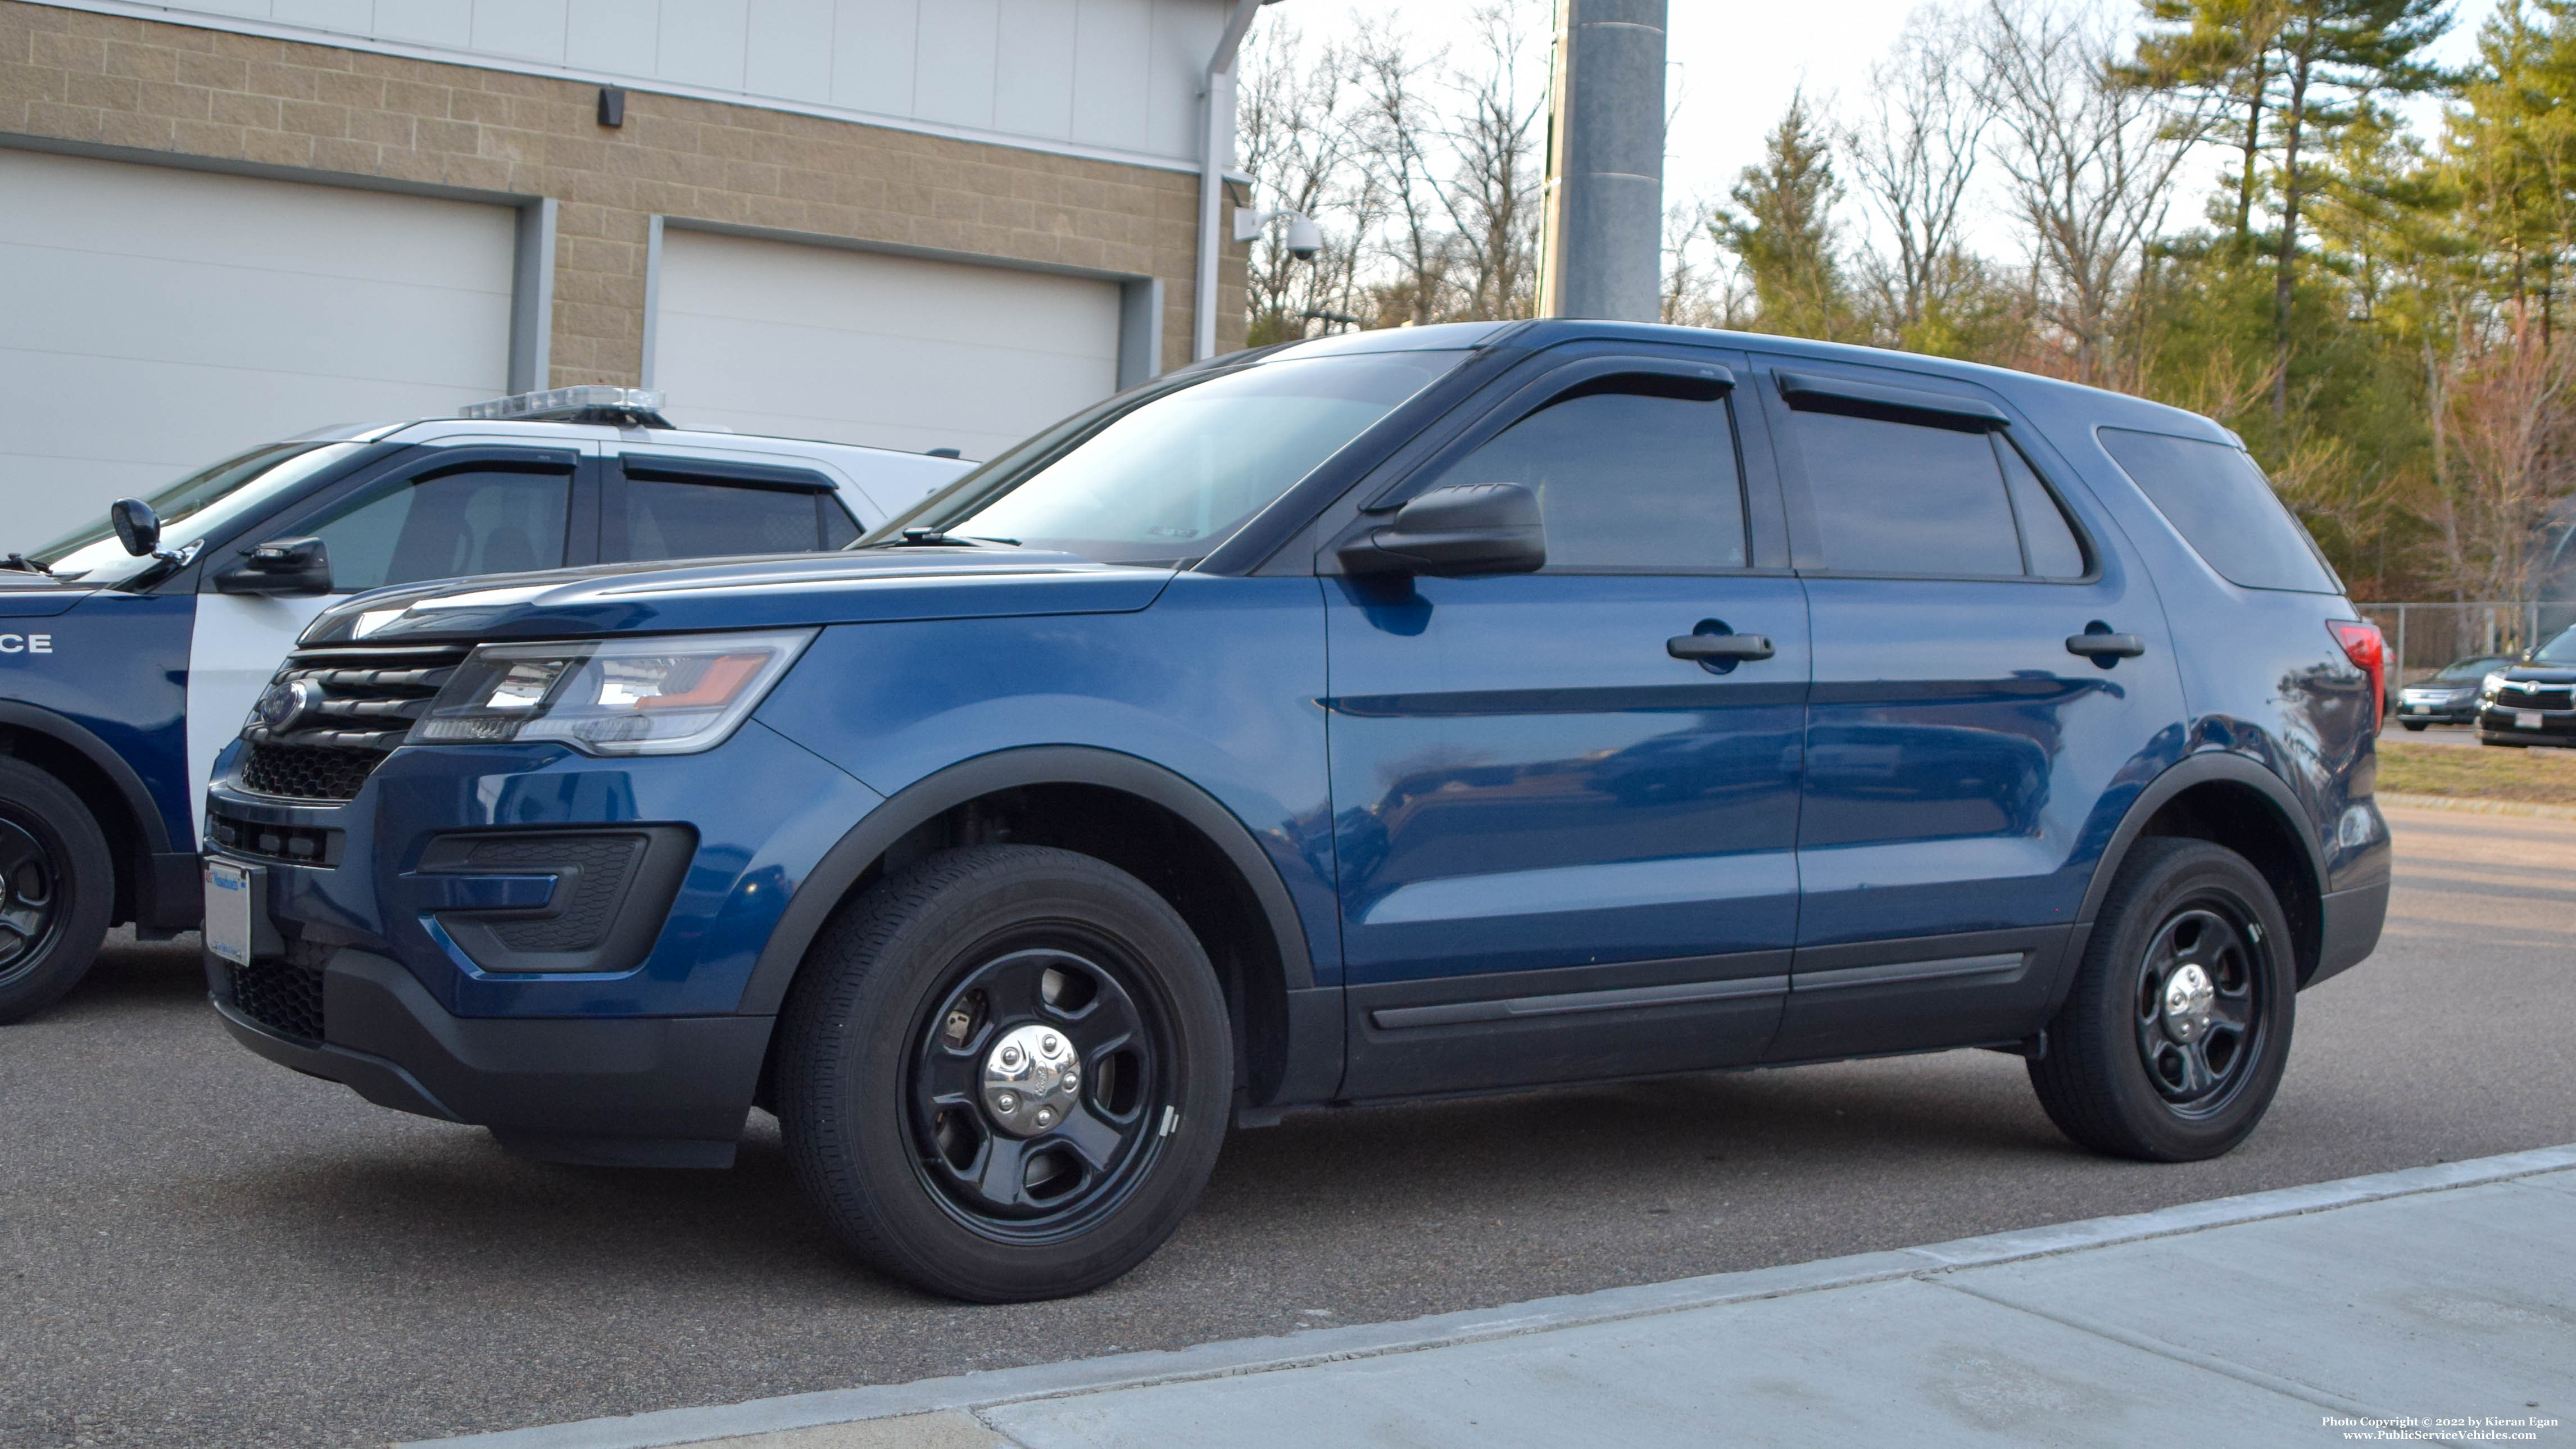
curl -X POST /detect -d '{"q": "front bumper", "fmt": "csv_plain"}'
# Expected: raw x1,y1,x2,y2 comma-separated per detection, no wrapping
208,946,767,1165
201,717,883,1164
2393,692,2476,723
2475,704,2576,743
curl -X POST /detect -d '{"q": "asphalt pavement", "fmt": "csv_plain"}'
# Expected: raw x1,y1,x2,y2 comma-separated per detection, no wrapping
4,804,2573,1448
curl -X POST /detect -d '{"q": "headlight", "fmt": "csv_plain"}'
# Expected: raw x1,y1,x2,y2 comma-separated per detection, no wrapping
2483,672,2508,698
409,629,815,756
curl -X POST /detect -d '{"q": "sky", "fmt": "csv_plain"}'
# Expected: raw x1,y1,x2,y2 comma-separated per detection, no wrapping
1275,0,2503,258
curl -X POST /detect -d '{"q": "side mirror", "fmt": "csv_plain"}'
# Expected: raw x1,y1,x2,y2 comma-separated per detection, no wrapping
214,536,332,596
1336,483,1546,578
110,498,161,557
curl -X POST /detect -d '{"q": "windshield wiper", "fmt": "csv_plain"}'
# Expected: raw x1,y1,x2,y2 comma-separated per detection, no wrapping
879,528,1021,548
0,552,57,577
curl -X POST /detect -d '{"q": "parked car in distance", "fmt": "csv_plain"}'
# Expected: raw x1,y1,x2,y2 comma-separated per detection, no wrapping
203,321,2389,1303
0,387,974,1022
2393,653,2517,729
2475,626,2576,746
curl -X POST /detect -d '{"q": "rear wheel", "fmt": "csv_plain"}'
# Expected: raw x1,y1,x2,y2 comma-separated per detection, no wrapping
2400,721,2427,732
2028,838,2296,1162
777,844,1231,1302
0,757,116,1024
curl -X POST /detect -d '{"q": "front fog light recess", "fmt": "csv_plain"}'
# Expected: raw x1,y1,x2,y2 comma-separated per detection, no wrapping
409,628,814,756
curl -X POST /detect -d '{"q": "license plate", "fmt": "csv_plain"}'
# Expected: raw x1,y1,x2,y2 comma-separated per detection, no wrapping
2516,710,2545,730
203,859,253,965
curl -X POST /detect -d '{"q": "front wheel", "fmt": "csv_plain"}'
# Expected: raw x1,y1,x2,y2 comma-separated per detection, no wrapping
777,844,1232,1302
2400,721,2427,732
0,756,116,1024
2028,838,2296,1162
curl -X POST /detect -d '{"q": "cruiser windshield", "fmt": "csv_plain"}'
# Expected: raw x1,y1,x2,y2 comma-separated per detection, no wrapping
27,442,366,584
869,351,1469,565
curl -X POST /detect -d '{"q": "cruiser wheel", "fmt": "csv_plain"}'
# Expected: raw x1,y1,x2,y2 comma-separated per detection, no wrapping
0,756,115,1024
778,845,1231,1302
2028,838,2296,1162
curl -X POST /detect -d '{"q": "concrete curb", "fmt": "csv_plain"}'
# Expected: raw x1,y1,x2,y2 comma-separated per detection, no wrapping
2380,791,2576,820
401,1141,2576,1449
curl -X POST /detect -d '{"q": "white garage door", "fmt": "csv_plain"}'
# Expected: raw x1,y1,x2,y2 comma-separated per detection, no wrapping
0,149,515,547
652,228,1122,462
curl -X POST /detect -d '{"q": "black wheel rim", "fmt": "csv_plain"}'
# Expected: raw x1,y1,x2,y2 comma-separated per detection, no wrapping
906,935,1172,1244
2131,899,2267,1118
0,817,62,985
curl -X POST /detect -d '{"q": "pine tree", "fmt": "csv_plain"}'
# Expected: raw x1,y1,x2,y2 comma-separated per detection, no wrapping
1712,93,1853,340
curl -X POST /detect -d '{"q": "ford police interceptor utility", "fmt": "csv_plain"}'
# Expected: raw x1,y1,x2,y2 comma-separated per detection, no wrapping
0,388,973,1022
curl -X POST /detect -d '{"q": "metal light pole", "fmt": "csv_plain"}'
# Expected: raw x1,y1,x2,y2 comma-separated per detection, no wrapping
1535,0,1667,323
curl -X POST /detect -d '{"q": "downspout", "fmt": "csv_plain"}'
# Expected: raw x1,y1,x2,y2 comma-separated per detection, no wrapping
1196,0,1278,362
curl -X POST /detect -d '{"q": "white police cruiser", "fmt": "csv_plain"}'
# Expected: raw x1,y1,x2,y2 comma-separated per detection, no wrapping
0,387,974,1021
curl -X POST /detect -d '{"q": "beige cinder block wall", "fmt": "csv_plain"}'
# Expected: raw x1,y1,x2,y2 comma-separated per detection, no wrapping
0,0,1243,388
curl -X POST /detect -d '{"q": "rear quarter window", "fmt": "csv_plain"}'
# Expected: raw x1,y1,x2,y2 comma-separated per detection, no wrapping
2096,427,2340,593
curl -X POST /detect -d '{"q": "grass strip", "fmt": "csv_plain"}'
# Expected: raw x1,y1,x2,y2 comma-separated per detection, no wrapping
2376,737,2576,805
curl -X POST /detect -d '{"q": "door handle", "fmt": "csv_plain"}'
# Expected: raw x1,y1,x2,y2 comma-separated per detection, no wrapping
1668,633,1775,662
2064,630,2146,659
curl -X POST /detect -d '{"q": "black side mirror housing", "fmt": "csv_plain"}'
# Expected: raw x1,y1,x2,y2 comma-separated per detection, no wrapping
109,498,161,557
1336,483,1546,578
215,537,333,596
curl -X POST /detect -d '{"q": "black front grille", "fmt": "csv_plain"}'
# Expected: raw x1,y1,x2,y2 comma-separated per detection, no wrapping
239,744,385,803
235,644,470,802
2495,682,2574,709
229,956,324,1042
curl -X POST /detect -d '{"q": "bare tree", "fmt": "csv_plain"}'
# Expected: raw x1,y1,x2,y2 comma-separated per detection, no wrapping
1842,8,1992,346
2429,314,2576,603
1240,21,1376,344
1979,0,2206,388
1429,3,1547,321
1352,22,1455,325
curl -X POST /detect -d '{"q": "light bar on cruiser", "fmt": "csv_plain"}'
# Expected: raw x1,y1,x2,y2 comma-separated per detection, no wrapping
456,387,672,426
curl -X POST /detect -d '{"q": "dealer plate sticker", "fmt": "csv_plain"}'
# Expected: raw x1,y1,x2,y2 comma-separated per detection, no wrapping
2516,710,2545,730
203,859,253,965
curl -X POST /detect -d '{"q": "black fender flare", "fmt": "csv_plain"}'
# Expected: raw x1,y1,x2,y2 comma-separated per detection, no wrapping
2075,749,2326,955
736,746,1320,1018
0,699,177,854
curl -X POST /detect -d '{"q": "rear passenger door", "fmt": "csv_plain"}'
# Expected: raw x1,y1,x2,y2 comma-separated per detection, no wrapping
1756,360,2184,1061
605,453,858,563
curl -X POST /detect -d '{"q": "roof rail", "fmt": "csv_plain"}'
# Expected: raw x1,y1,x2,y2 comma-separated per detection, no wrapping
456,386,672,428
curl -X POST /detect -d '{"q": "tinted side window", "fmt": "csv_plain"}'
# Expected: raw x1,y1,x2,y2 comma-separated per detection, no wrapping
612,480,823,562
1792,410,2022,576
821,498,860,549
2097,428,2339,593
305,466,571,592
1431,388,1746,569
2001,443,2087,579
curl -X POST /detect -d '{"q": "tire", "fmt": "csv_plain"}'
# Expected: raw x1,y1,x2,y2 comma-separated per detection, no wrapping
2479,734,2528,748
0,756,117,1024
777,844,1232,1302
2028,838,2296,1162
2400,721,2427,732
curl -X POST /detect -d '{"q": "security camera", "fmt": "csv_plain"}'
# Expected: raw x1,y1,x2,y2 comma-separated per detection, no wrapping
1284,214,1323,261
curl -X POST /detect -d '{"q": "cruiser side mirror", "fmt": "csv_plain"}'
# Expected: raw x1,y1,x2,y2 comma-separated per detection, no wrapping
1336,483,1546,578
215,536,333,597
109,498,161,557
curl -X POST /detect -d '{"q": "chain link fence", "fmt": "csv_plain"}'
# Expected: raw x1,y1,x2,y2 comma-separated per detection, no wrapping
2357,602,2576,688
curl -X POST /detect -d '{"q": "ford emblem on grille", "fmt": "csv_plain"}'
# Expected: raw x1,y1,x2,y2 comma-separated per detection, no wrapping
255,678,320,734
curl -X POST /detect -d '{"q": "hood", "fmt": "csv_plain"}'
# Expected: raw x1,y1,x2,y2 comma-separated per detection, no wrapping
2494,664,2576,684
301,548,1176,646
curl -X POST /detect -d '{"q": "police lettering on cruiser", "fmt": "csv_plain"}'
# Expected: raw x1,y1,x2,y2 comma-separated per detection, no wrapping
0,634,52,655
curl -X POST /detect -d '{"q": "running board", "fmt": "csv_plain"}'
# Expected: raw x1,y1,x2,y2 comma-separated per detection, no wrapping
1369,951,2030,1030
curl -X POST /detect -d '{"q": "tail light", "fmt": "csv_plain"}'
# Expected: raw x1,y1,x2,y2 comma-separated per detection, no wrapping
2330,620,2386,729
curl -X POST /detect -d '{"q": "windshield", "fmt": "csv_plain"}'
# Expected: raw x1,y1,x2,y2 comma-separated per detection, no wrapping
2534,629,2576,666
873,352,1469,565
28,442,366,584
2434,655,2514,682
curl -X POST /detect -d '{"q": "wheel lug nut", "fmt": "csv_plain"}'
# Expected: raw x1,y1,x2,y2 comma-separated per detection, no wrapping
995,1091,1017,1112
1042,1034,1061,1054
1033,1107,1056,1128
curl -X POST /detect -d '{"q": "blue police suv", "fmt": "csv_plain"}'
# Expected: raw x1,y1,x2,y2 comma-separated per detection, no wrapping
0,388,968,1022
205,322,2391,1302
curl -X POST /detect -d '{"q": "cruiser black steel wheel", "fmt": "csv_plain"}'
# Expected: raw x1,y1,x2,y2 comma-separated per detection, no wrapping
0,756,115,1024
778,844,1231,1302
2028,837,2297,1162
